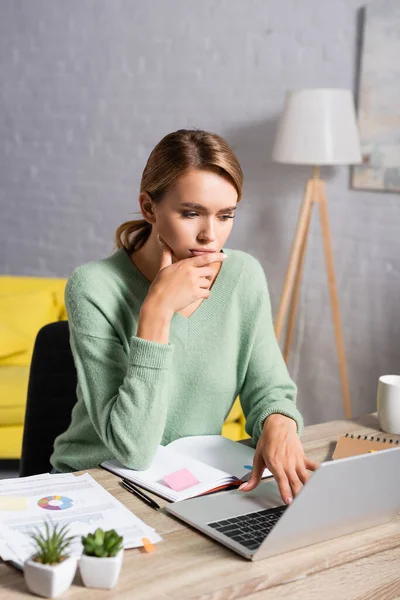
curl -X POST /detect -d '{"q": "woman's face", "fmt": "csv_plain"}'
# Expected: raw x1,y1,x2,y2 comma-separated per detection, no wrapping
153,169,238,261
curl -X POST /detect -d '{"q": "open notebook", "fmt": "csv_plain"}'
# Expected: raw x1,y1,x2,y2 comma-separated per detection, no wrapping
101,435,272,502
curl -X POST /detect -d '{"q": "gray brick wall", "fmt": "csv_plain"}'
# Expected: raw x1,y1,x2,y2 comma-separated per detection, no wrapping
1,0,399,424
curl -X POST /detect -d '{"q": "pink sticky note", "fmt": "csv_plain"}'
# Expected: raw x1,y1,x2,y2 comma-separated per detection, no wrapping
162,468,200,492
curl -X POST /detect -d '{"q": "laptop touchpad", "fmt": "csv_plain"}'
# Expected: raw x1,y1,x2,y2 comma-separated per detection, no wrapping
177,479,284,524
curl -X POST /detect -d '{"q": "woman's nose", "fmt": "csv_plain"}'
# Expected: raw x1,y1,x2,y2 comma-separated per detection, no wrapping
199,219,216,241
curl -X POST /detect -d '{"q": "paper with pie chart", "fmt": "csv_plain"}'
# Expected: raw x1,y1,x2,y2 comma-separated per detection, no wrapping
0,472,162,569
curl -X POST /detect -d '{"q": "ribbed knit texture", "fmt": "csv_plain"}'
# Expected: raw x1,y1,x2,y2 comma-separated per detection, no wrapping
51,247,303,472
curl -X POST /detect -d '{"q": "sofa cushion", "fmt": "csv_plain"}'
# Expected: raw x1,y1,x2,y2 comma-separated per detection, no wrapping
0,320,28,359
0,276,67,315
0,425,24,459
0,288,61,366
0,365,30,424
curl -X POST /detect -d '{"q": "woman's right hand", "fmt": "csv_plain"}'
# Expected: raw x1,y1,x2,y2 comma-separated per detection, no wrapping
145,235,227,316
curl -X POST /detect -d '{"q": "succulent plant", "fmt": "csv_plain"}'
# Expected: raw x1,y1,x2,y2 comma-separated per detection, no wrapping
81,528,123,558
29,520,75,565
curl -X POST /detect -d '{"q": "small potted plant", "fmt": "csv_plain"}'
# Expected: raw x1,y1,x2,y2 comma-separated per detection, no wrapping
79,528,124,589
24,521,77,598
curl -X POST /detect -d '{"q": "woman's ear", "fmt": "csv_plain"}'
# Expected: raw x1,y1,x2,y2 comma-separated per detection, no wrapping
138,192,156,224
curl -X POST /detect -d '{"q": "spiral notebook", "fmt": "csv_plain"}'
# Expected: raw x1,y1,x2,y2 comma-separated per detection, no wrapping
333,432,400,459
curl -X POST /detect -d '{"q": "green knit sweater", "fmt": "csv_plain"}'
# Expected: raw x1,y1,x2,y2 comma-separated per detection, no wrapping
50,247,303,473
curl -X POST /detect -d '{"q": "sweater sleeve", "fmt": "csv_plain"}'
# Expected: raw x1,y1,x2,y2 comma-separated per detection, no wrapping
65,269,174,470
238,259,304,447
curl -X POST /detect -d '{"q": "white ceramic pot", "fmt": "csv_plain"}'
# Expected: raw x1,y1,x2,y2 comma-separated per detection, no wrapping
79,549,124,589
23,555,78,598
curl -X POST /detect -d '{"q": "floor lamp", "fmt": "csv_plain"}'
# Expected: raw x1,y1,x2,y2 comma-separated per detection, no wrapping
272,89,362,419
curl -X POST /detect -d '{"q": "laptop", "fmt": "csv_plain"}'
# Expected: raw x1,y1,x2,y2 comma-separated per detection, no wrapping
165,447,400,560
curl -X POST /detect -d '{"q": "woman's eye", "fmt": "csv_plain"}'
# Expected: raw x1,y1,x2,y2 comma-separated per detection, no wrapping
181,211,235,221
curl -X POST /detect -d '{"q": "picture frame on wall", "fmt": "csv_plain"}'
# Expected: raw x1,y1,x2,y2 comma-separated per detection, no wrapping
352,0,400,193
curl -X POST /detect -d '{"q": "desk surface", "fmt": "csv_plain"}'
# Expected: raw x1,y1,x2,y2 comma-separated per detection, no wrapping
1,413,400,600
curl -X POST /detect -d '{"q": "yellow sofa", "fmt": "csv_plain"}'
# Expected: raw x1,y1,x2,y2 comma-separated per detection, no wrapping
0,275,248,460
0,276,68,458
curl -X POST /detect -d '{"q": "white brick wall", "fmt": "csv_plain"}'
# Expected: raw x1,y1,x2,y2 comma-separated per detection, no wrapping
1,0,399,424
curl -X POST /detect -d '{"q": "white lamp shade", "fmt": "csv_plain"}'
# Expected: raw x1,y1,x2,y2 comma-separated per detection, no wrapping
272,88,362,165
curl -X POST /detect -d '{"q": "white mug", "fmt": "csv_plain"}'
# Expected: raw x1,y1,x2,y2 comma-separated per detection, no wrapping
377,375,400,435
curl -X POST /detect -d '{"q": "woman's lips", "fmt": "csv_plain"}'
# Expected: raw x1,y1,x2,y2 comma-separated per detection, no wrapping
190,249,218,256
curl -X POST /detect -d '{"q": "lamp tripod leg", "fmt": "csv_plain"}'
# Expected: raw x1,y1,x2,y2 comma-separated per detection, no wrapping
318,181,352,419
283,180,315,363
275,179,315,343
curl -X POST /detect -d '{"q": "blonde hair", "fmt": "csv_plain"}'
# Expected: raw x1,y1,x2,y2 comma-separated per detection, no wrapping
115,129,243,252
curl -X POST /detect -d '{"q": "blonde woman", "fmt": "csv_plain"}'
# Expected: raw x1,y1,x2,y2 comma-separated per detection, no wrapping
51,129,317,505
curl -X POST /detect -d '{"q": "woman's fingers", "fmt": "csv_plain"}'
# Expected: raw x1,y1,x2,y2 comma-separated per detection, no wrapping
286,470,303,500
305,457,319,471
239,447,319,505
279,453,321,502
296,465,311,485
196,266,214,280
190,252,227,267
199,278,212,289
238,452,264,492
273,467,294,505
157,235,173,269
198,268,214,286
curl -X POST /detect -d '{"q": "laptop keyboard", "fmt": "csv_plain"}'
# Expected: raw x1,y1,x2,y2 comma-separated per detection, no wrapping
208,505,287,551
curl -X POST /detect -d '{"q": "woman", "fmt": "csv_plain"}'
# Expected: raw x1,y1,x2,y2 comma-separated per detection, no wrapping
50,129,317,505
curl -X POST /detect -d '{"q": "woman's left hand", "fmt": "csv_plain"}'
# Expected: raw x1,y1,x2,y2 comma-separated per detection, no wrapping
239,413,319,505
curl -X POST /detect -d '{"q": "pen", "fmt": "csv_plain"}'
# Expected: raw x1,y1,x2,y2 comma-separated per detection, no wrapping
121,480,161,511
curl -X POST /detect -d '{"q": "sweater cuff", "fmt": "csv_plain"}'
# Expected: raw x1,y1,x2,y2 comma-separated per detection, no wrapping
129,336,174,370
254,400,304,443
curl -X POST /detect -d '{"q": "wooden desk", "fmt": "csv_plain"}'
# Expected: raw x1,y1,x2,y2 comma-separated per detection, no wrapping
1,413,400,599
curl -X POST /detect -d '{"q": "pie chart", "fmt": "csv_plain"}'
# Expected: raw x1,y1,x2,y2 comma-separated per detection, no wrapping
37,495,73,511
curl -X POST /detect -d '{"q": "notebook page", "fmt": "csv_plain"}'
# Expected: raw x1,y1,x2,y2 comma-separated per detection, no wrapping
167,435,272,480
102,445,235,502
